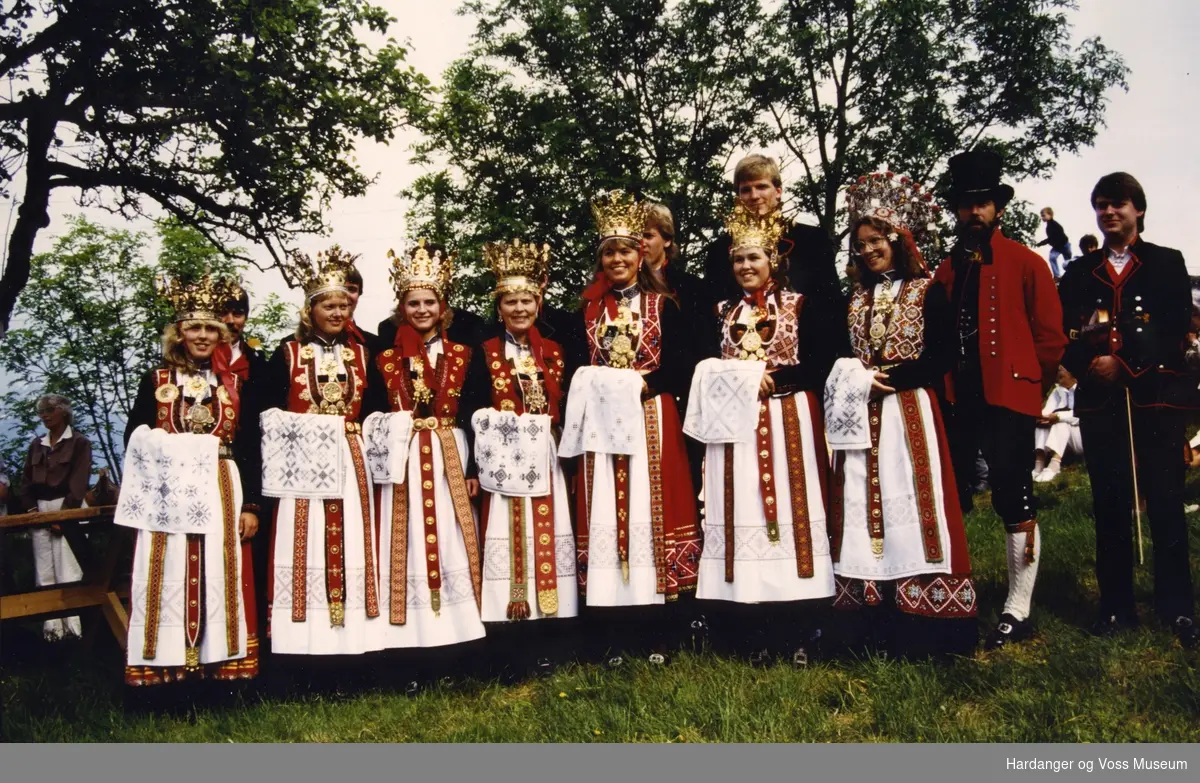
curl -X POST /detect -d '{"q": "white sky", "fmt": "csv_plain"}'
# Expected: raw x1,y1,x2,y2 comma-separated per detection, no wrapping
7,0,1200,331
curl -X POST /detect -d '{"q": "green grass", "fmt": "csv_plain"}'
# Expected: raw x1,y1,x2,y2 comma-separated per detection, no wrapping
3,464,1199,742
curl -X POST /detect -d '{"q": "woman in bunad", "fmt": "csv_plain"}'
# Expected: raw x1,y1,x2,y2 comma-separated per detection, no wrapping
119,275,262,704
461,240,578,682
563,190,700,668
368,240,485,689
259,248,388,691
825,174,976,658
686,205,838,668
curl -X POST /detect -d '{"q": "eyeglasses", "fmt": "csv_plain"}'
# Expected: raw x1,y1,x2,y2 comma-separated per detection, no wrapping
851,236,890,254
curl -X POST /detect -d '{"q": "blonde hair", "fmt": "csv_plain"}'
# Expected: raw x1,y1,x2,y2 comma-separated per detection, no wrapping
734,154,782,189
163,319,230,370
296,291,351,341
644,202,680,264
1041,207,1054,219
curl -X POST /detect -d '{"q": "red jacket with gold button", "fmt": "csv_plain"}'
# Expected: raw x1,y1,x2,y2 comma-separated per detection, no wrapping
933,230,1066,418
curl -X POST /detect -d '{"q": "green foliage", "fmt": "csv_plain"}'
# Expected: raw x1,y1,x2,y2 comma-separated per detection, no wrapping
408,0,1126,306
0,0,430,332
3,466,1199,741
406,0,768,311
0,217,294,483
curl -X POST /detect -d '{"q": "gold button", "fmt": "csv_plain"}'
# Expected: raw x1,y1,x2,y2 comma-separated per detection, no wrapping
190,578,198,585
422,463,432,471
189,622,197,629
422,480,433,490
425,516,435,525
428,553,438,562
424,499,434,508
330,545,340,554
429,570,439,579
540,563,552,574
539,533,551,545
331,588,341,598
538,504,550,516
764,496,775,506
422,446,431,455
762,473,772,483
759,427,768,435
759,450,769,459
190,600,197,607
190,555,198,562
426,534,437,544
329,503,339,512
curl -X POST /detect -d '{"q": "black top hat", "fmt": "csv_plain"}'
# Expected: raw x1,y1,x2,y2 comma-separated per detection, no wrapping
947,149,1014,209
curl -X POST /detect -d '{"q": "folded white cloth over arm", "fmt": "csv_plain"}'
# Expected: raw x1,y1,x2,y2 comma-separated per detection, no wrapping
682,357,766,444
558,366,647,458
472,409,553,497
824,357,877,451
115,425,223,534
363,411,414,485
260,408,347,499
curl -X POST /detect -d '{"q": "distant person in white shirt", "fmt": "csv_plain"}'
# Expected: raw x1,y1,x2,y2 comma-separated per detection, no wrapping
1033,366,1082,482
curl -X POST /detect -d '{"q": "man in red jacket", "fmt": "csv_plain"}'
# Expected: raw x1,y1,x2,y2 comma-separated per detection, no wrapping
934,150,1066,650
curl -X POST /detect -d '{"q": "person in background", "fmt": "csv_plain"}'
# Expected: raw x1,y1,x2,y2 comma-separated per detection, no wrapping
341,257,383,353
1032,366,1083,483
1037,207,1072,279
1077,234,1100,259
18,394,91,641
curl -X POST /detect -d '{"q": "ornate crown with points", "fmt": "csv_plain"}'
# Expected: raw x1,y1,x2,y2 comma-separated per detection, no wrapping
388,238,455,299
483,239,551,298
725,203,788,265
158,274,236,323
846,171,941,244
281,245,360,300
590,190,647,243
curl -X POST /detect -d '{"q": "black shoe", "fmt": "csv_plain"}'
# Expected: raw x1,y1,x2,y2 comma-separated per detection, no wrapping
984,613,1033,650
1090,611,1138,638
1173,616,1199,649
533,657,556,676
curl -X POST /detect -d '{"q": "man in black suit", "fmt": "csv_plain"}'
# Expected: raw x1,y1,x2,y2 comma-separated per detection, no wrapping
702,155,845,353
1058,172,1198,648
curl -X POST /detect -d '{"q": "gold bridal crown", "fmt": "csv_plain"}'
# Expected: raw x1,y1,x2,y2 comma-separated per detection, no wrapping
158,274,237,323
281,245,360,300
388,238,455,299
483,239,551,298
591,189,648,243
725,203,787,264
845,171,941,242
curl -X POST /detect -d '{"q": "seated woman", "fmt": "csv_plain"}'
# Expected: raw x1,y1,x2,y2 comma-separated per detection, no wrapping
826,176,976,657
120,276,261,696
369,241,485,688
564,190,700,667
260,248,388,685
17,394,92,641
464,239,578,681
1033,366,1082,482
688,204,838,667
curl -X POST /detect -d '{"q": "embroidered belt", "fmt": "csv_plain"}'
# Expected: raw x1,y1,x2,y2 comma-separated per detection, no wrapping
898,390,943,564
867,399,885,559
829,452,845,563
433,429,483,612
642,400,667,595
323,498,347,626
346,432,380,619
613,454,631,583
531,494,558,615
723,443,735,583
389,478,409,624
416,429,444,614
291,499,310,622
754,403,781,545
217,459,240,656
780,395,814,578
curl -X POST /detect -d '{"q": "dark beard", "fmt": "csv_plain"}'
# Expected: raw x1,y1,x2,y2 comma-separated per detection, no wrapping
954,217,997,248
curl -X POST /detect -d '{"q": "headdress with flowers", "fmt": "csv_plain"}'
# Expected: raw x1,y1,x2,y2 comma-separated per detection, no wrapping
845,170,941,247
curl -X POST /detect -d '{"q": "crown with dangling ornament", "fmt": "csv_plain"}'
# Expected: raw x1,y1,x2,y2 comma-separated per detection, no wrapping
845,171,941,245
483,239,551,298
725,203,788,267
157,274,237,323
280,244,359,300
590,190,648,244
388,238,455,300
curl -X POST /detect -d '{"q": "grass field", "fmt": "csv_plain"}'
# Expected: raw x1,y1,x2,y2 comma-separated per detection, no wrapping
3,464,1199,742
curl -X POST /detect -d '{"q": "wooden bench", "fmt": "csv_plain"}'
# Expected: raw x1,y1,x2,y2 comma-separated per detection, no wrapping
0,505,130,650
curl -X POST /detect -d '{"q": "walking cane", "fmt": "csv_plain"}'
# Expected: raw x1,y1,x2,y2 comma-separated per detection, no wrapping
1125,388,1145,565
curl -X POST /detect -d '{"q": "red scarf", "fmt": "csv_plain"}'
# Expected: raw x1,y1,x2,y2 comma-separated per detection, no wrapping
346,319,367,347
741,280,777,311
581,272,620,322
526,325,564,416
393,322,437,404
209,344,241,412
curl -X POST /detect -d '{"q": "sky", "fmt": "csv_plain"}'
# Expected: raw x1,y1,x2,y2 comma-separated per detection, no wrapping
4,0,1199,332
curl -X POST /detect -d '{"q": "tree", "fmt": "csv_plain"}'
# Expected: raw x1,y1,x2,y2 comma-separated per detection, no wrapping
0,217,293,482
756,0,1128,240
407,0,1125,297
406,0,768,311
0,0,429,334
